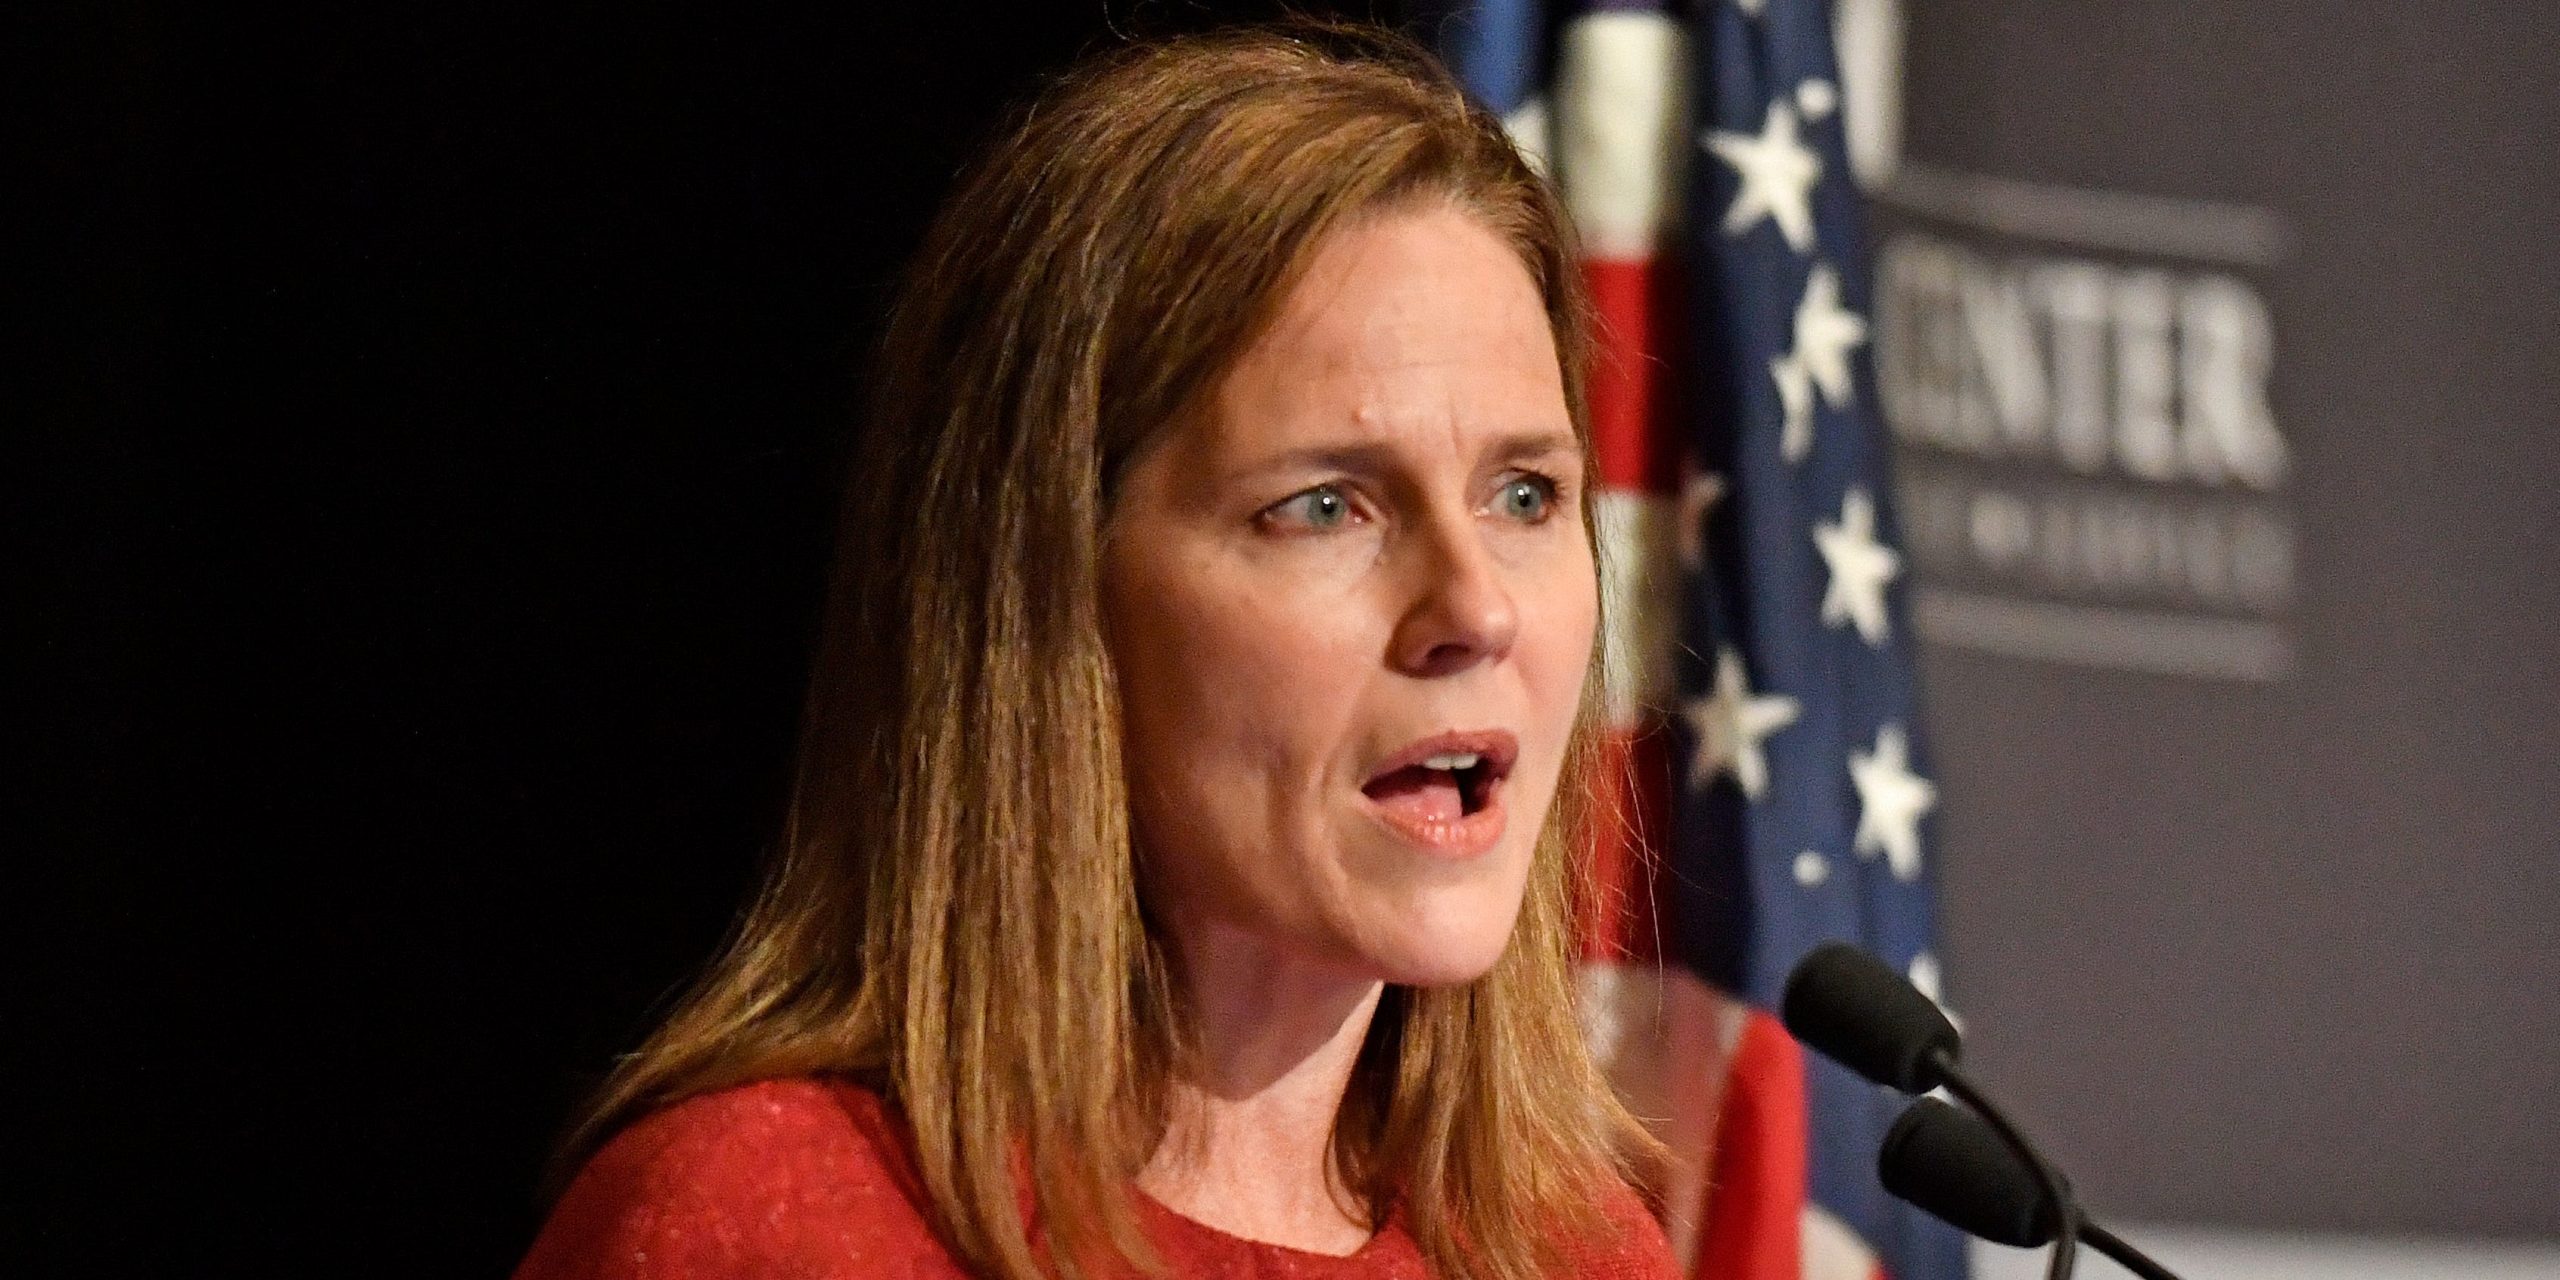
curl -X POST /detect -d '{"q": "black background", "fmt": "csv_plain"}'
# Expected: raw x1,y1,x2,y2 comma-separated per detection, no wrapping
24,4,1399,1274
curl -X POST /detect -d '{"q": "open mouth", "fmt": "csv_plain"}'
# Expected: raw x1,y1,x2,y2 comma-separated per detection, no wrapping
1360,752,1501,819
1358,732,1519,849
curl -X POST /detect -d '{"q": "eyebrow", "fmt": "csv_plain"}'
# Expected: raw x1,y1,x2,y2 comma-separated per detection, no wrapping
1235,429,1584,479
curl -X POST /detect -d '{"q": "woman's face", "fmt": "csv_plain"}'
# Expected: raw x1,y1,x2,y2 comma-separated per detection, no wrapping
1102,203,1596,988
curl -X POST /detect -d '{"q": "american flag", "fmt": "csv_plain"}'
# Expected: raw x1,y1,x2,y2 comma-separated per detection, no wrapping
1432,3,1966,1278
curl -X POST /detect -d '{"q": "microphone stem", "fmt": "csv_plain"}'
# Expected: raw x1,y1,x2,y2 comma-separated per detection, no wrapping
2082,1221,2183,1280
1926,1051,2081,1280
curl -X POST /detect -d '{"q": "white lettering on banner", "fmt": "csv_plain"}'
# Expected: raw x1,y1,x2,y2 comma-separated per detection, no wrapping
1875,234,2286,489
1897,462,2296,614
1867,219,2298,681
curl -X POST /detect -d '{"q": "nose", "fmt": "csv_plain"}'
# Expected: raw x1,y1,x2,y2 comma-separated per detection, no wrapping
1388,513,1520,678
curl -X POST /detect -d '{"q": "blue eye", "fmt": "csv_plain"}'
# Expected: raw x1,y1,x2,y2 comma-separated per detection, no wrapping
1495,474,1556,522
1270,484,1354,530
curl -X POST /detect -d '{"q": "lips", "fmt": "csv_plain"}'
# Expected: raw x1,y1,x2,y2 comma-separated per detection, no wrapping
1358,730,1518,858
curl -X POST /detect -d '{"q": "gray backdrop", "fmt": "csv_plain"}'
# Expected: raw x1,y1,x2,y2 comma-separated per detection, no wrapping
1866,0,2560,1240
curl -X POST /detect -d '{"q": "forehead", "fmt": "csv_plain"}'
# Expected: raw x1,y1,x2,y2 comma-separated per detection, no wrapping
1198,203,1567,455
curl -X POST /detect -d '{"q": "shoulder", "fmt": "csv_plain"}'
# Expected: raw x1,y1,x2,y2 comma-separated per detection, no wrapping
1561,1177,1682,1279
512,1077,964,1280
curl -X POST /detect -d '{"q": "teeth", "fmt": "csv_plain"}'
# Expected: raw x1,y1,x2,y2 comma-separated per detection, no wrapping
1422,752,1483,771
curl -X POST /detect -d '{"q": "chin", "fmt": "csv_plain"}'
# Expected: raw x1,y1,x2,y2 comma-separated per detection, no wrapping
1357,885,1528,988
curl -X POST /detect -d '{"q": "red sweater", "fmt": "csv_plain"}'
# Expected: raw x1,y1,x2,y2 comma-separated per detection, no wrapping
515,1077,1681,1279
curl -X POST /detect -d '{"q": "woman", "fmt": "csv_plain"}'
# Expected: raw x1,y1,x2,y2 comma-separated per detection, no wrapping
517,24,1678,1280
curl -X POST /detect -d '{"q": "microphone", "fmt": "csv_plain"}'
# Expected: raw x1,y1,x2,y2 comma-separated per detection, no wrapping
1882,1098,2183,1280
1780,942,2083,1280
1880,1097,2067,1248
1779,939,1961,1093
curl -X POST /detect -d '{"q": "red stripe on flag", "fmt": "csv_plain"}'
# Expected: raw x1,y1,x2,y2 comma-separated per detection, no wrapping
1690,1008,1806,1280
1582,257,1685,497
1576,724,1672,964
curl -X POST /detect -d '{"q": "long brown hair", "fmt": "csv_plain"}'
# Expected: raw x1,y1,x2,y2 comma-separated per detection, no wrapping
557,23,1660,1280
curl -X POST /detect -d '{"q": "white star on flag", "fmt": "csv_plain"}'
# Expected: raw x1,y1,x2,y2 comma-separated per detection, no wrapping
1771,350,1816,462
1703,102,1820,253
1792,849,1830,887
1794,78,1838,121
1771,264,1866,464
1849,723,1935,881
1907,951,1963,1033
1813,487,1901,645
1791,263,1867,406
1683,645,1803,800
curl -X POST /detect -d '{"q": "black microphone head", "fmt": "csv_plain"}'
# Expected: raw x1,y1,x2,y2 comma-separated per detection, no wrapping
1880,1097,2068,1247
1780,941,1960,1093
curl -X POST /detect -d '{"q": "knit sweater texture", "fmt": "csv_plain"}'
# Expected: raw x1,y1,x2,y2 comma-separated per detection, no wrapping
514,1076,1681,1279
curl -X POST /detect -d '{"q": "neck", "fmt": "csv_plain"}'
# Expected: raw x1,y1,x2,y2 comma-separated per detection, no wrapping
1137,918,1387,1257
